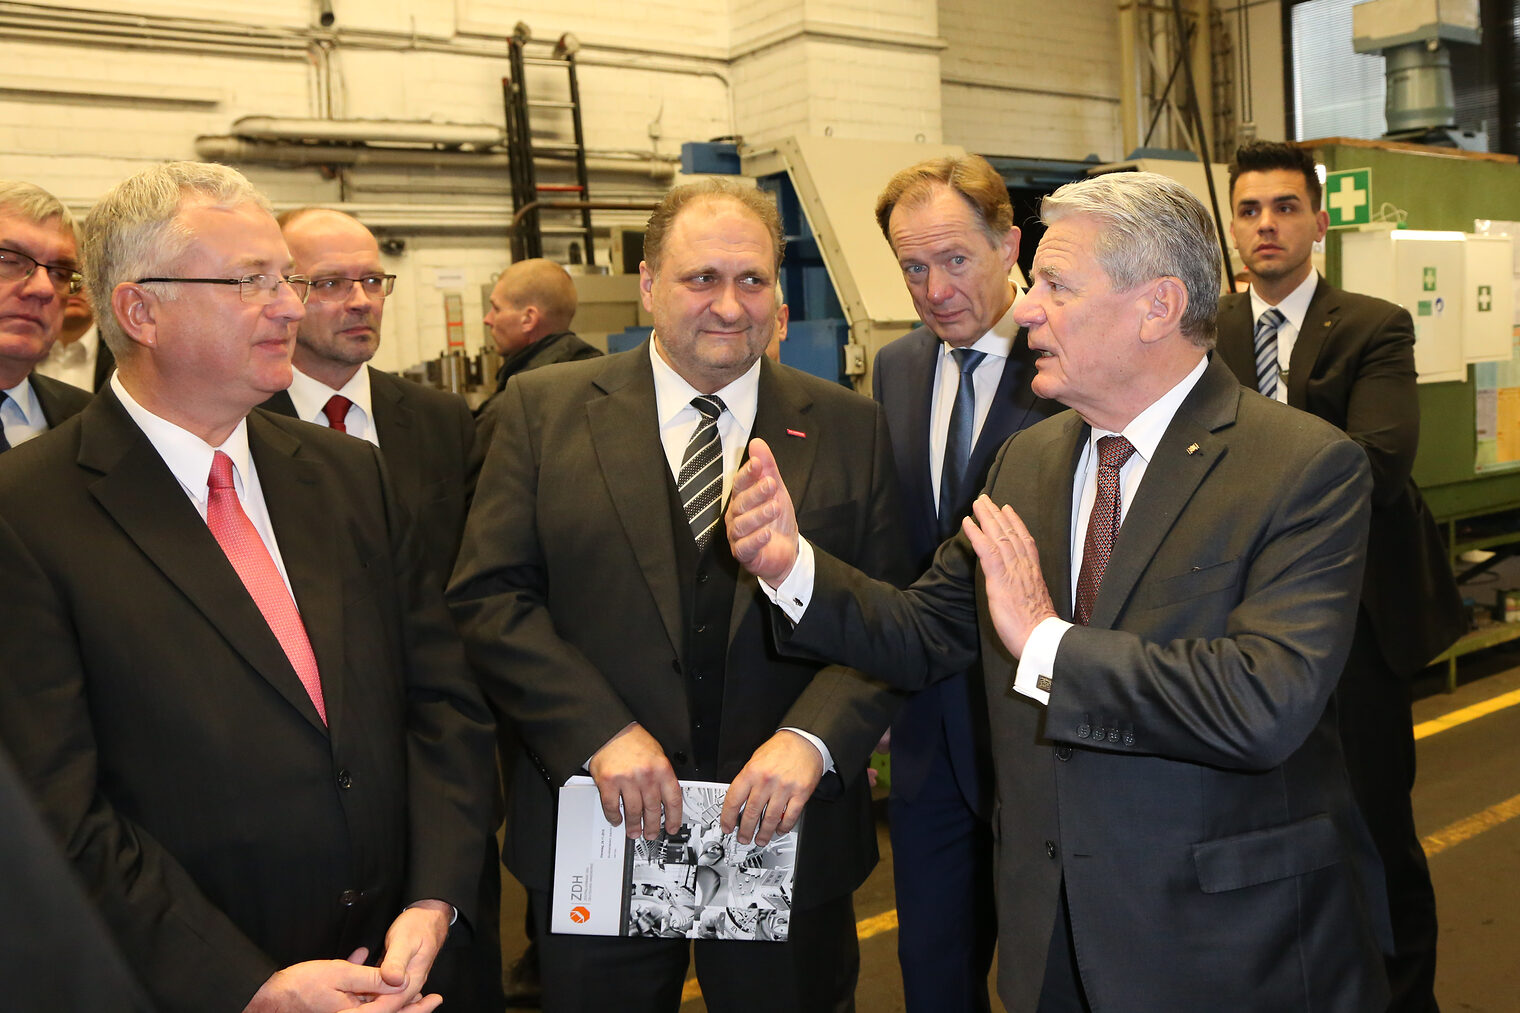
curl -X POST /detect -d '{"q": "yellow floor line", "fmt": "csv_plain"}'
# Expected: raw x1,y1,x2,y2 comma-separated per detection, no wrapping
1413,686,1520,740
1422,791,1520,857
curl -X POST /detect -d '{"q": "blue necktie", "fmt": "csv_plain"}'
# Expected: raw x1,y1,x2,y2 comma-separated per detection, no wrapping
1253,308,1287,398
938,348,987,538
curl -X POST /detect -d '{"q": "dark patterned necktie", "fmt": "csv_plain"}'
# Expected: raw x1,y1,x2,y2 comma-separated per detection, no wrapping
0,391,11,453
1073,435,1136,626
938,348,987,538
678,395,727,550
1253,307,1287,398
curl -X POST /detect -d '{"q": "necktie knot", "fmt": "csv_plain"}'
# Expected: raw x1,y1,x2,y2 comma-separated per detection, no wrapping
208,450,235,493
691,394,725,422
1254,307,1287,338
1096,434,1136,470
951,347,987,376
322,394,353,432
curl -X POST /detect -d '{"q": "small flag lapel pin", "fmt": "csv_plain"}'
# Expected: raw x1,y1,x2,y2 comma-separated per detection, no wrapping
786,428,806,438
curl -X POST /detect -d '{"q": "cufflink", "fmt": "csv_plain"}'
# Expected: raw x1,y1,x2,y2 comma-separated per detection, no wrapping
1036,675,1052,693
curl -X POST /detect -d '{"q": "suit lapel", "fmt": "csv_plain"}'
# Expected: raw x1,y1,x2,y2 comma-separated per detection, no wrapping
1287,276,1336,408
586,348,686,661
368,369,418,501
1214,293,1257,388
901,331,939,524
1086,360,1238,630
82,395,328,733
260,389,298,420
1036,414,1086,622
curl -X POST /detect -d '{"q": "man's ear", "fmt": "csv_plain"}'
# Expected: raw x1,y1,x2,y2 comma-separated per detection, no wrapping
111,282,159,349
1137,277,1188,345
638,260,656,313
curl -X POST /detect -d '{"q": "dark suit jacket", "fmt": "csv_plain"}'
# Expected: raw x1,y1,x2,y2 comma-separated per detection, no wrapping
789,358,1392,1012
1216,278,1465,674
30,371,92,428
449,343,911,910
871,323,1056,812
95,339,117,391
262,367,475,588
0,392,496,1013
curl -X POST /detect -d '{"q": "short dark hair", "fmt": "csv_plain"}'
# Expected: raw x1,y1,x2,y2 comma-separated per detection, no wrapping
1228,142,1321,210
643,178,784,276
874,154,1013,247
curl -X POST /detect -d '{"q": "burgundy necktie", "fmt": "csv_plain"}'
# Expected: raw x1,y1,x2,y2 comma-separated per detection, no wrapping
322,394,353,434
1073,435,1136,626
205,451,327,723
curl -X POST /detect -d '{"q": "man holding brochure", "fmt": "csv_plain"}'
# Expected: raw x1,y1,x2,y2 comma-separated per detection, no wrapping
449,177,910,1012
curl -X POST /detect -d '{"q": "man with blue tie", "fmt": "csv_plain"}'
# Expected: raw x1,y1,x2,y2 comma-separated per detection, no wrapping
869,155,1057,1013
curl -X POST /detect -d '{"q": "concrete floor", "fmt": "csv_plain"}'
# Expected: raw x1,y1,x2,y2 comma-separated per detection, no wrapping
497,653,1520,1012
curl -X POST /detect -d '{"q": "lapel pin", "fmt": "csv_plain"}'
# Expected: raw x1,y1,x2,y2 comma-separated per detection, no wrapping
786,428,806,439
1186,442,1200,456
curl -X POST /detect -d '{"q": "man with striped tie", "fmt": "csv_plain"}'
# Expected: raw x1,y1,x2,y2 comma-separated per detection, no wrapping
450,177,911,1012
1216,140,1464,1013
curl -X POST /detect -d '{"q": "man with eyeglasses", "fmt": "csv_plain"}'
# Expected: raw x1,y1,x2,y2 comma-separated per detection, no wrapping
261,208,476,593
0,180,92,453
0,161,496,1013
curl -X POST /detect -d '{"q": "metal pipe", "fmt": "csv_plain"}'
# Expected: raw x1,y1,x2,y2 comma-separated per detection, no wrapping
231,115,506,148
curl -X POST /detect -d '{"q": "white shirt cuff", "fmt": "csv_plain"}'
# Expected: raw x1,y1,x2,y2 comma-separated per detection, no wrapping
761,537,816,624
780,727,835,774
1011,616,1072,706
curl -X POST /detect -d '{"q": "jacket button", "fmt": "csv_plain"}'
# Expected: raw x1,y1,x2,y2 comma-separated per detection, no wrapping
1123,730,1135,746
339,889,360,906
1045,840,1058,860
697,571,709,583
1107,728,1119,743
1077,724,1090,739
673,750,689,765
336,769,353,789
695,624,707,635
1054,746,1072,761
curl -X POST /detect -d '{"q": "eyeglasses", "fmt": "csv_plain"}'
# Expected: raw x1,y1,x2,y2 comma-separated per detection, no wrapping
0,246,84,295
135,274,312,305
306,274,397,303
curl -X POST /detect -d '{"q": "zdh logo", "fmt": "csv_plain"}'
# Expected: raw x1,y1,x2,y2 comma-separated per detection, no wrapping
569,905,591,924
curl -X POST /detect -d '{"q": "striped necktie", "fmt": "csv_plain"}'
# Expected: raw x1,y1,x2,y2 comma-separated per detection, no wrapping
678,395,727,550
1253,307,1287,398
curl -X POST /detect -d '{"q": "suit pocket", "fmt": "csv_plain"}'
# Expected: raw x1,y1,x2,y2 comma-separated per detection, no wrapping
1140,557,1242,608
1192,813,1342,893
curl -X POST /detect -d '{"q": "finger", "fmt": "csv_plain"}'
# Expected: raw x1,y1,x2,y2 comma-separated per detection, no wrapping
737,791,767,845
727,475,779,537
347,946,371,965
619,782,646,839
639,779,665,840
596,778,626,829
720,773,750,834
659,768,683,836
754,791,787,845
378,932,419,987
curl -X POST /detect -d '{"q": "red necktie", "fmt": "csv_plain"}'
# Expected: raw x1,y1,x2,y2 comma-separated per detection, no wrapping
205,451,327,723
322,395,352,434
1073,435,1136,626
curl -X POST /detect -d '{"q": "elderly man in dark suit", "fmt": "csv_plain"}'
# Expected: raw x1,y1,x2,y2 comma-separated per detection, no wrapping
869,153,1057,1013
729,171,1392,1012
0,180,92,451
1217,140,1464,1013
0,161,496,1013
449,177,910,1013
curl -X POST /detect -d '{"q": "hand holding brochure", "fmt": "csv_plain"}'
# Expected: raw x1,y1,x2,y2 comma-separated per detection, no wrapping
551,775,802,941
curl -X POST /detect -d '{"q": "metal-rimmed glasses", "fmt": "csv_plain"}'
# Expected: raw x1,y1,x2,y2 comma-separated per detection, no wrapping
0,246,84,295
306,274,397,303
135,274,312,304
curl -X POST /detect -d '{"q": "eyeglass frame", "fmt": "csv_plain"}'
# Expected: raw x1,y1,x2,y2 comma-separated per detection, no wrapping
135,274,312,305
305,274,397,302
0,246,85,295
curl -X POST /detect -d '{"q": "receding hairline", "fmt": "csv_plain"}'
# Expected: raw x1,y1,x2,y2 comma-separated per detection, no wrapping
647,193,779,274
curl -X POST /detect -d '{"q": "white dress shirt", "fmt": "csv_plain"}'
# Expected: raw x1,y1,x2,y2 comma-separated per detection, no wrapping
284,366,378,447
1248,271,1320,404
111,374,296,600
927,301,1018,508
0,375,48,448
33,324,103,392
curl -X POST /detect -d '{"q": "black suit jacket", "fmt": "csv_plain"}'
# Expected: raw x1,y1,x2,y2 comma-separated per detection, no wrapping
30,371,92,428
1216,277,1465,673
95,339,117,392
787,358,1392,1011
449,343,911,909
0,392,495,1013
871,323,1056,812
262,367,475,588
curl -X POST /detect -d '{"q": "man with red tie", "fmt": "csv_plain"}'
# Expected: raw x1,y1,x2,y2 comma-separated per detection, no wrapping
0,162,495,1013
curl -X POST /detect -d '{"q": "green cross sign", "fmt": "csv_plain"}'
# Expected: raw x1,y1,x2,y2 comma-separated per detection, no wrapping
1479,285,1493,312
1325,169,1372,228
1423,267,1437,291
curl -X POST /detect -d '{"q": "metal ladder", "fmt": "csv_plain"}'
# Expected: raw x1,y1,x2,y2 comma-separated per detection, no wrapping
503,30,595,264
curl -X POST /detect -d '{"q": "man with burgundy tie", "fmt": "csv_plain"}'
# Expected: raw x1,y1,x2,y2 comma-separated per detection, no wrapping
0,161,496,1013
1216,140,1464,1013
260,207,476,592
868,154,1057,1013
727,171,1393,1012
449,177,910,1012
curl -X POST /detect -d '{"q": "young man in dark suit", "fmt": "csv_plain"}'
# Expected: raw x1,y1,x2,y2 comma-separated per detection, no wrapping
868,154,1056,1013
729,171,1393,1012
0,180,92,452
450,178,910,1012
0,161,496,1013
1217,140,1464,1013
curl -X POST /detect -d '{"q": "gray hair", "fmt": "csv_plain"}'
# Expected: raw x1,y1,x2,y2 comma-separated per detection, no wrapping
0,180,76,241
1040,171,1220,347
643,177,784,277
82,161,271,355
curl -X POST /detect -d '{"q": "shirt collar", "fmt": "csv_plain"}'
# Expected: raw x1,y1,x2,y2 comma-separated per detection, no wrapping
1,375,45,429
1248,271,1320,332
648,338,761,433
110,373,252,500
1088,355,1209,465
285,364,373,425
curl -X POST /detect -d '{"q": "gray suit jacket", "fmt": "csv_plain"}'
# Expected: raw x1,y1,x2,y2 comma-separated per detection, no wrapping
788,357,1392,1012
